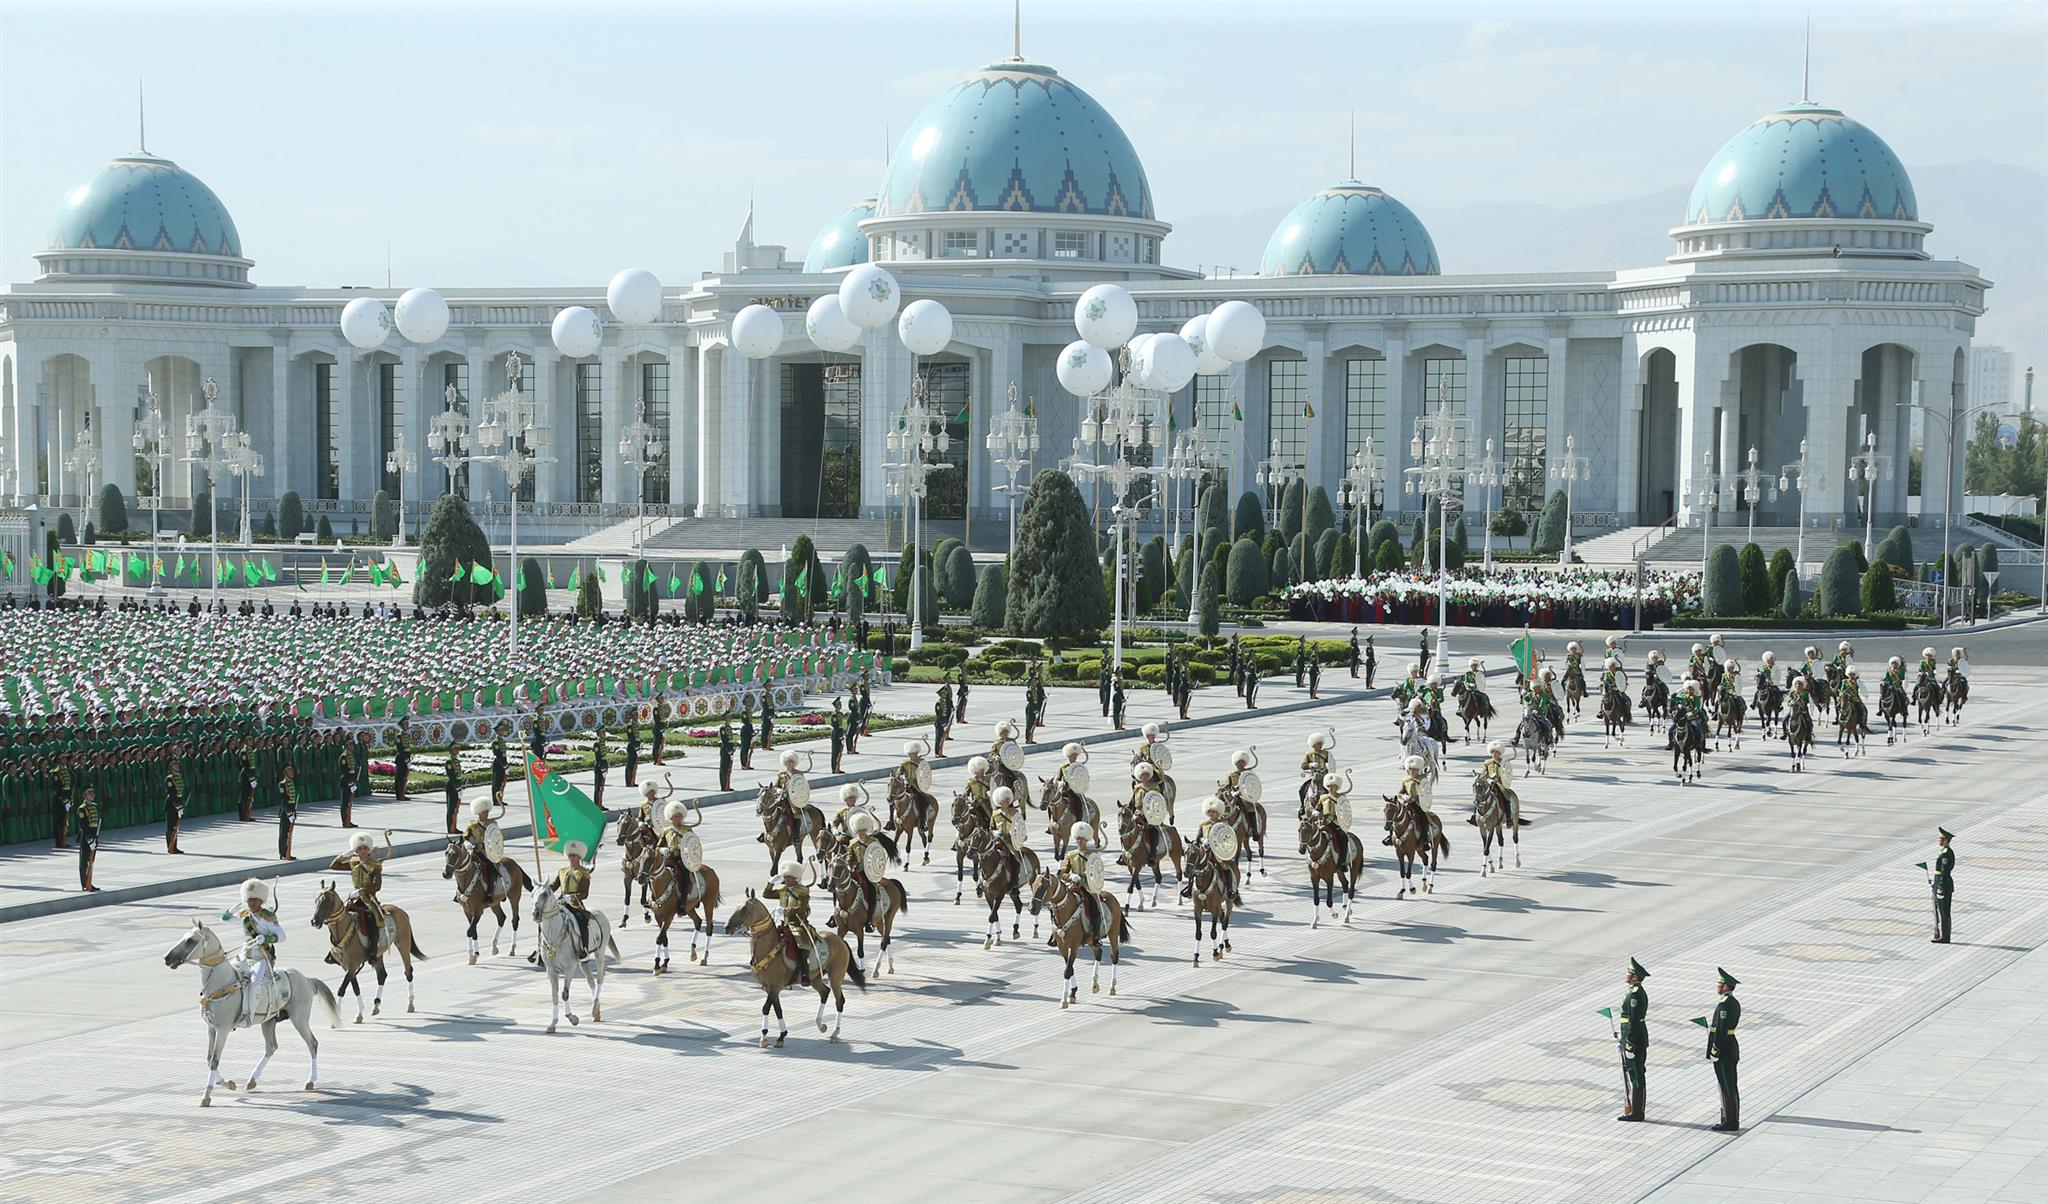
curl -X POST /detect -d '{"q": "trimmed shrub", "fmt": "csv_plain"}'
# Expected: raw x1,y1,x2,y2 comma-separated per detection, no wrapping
315,514,334,542
1314,528,1339,579
1199,485,1228,541
1306,485,1336,549
276,490,304,541
1005,470,1111,637
411,493,492,609
1846,539,1868,575
1367,519,1400,563
1329,532,1356,579
940,543,977,608
1860,561,1897,612
1233,491,1265,540
518,555,546,617
1279,480,1306,541
1818,546,1861,617
1374,539,1404,572
971,563,1007,628
1703,543,1744,616
1226,537,1267,605
1199,563,1222,636
81,521,97,546
1490,506,1527,550
1269,545,1293,590
1768,547,1794,601
97,484,128,536
1739,542,1770,615
1447,517,1469,571
737,548,767,621
188,489,211,538
369,490,395,541
1532,489,1568,556
576,570,603,619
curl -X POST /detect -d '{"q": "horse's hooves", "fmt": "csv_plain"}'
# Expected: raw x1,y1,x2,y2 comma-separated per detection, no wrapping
592,1006,602,1022
1515,859,1522,869
200,1097,211,1107
1061,998,1072,1009
830,1033,841,1044
568,1015,579,1026
353,1015,363,1025
760,1035,770,1048
467,954,478,966
490,945,500,956
407,1004,416,1013
222,1079,238,1091
816,1022,829,1033
983,939,994,950
1092,983,1101,994
1109,986,1118,996
371,1003,381,1017
546,1023,557,1033
304,1081,315,1091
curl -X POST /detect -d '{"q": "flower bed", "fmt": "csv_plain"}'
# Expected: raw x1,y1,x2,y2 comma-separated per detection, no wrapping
1284,569,1699,629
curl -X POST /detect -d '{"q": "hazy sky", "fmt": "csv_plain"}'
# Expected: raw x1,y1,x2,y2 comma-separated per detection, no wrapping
2,0,2043,293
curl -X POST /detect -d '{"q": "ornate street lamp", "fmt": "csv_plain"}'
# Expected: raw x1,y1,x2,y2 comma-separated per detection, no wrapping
1846,429,1893,559
1401,377,1472,668
384,430,417,547
617,389,664,559
133,384,172,594
432,352,554,653
181,377,264,606
985,380,1038,563
883,373,955,651
1338,438,1383,579
1550,433,1591,567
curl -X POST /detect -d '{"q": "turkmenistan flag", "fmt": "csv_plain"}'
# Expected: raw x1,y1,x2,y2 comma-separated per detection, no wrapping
1231,400,1244,421
128,552,147,577
370,563,388,587
567,567,581,590
1690,1016,1711,1028
1510,634,1535,679
175,553,188,580
260,559,279,582
547,564,559,589
666,569,683,597
469,562,495,586
449,560,467,582
1,551,13,578
715,567,727,592
527,756,605,855
642,565,656,590
794,565,809,596
320,559,331,585
388,561,404,588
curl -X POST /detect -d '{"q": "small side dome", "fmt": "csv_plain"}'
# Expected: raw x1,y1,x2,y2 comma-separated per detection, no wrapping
803,199,876,273
1258,183,1438,277
1685,102,1916,225
47,152,242,258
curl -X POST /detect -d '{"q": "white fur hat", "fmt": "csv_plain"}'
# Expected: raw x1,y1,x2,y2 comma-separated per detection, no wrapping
1404,755,1424,773
563,839,589,859
1923,647,1936,658
1889,655,1903,667
1069,821,1095,846
664,800,688,825
349,830,375,852
1141,721,1161,740
1133,762,1156,780
968,755,990,777
1567,641,1582,653
1838,640,1852,652
1691,643,1705,655
1487,742,1504,758
847,810,877,835
1203,797,1224,816
779,749,800,770
1322,772,1341,790
777,853,804,880
839,783,862,805
1762,650,1775,662
1063,742,1085,761
992,786,1015,808
1308,732,1328,749
903,741,924,758
471,796,491,818
1231,749,1252,768
242,878,270,903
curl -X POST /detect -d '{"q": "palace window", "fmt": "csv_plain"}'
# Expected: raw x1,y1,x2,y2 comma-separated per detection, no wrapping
1422,357,1467,425
314,361,339,501
574,363,602,503
942,230,980,258
1502,357,1549,513
641,360,671,503
1343,357,1387,506
377,361,402,496
1267,359,1308,495
1054,231,1090,259
1194,374,1233,494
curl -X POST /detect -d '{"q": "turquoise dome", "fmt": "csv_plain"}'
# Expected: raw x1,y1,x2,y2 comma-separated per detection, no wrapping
47,153,243,258
876,60,1152,219
1686,103,1917,225
802,199,876,272
1258,183,1439,277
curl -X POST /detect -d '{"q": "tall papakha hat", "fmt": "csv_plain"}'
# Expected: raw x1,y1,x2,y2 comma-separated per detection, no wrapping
1717,967,1739,989
1628,957,1649,979
1938,827,1954,841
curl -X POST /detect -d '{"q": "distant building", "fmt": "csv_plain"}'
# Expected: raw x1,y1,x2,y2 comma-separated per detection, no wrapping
1970,346,2016,415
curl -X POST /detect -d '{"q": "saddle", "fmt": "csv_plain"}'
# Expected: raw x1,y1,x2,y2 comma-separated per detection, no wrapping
776,924,825,979
239,967,291,1024
346,900,395,957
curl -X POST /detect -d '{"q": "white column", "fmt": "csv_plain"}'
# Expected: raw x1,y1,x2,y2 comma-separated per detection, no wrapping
696,342,721,516
990,335,1020,527
1544,325,1571,482
722,344,753,516
667,331,693,507
530,350,560,505
1614,345,1643,526
6,354,30,505
600,346,627,504
51,376,69,505
1673,342,1721,525
269,339,293,500
1381,328,1409,520
1915,346,1962,530
1800,347,1854,525
1463,330,1489,521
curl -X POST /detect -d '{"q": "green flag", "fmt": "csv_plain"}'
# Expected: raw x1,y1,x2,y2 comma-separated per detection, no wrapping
794,565,809,596
596,566,607,584
1510,634,1535,679
449,560,467,582
547,564,558,589
1595,1007,1614,1019
388,562,404,588
261,559,278,582
689,568,706,595
191,556,204,581
320,560,331,586
33,563,52,586
954,403,969,424
527,756,606,856
667,570,683,597
875,566,887,589
516,565,529,593
128,553,146,577
175,553,187,579
1690,1016,1711,1028
829,573,843,601
86,550,102,574
567,568,581,590
643,566,656,589
243,560,261,587
1231,401,1243,421
370,563,388,587
470,562,495,586
716,567,728,592
1,551,13,578
1914,861,1929,870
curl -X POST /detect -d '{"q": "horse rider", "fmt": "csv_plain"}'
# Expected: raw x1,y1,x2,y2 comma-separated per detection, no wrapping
897,740,930,798
343,829,394,953
830,782,868,843
1795,645,1821,687
1055,742,1089,798
462,794,510,896
1946,646,1968,687
1060,821,1105,940
660,799,696,873
1685,642,1709,684
765,855,817,984
1198,795,1245,906
1460,657,1489,702
550,840,596,957
1301,729,1333,786
1832,640,1854,678
1756,651,1777,691
232,878,285,1026
1674,681,1709,746
1401,699,1441,762
843,809,883,925
1385,754,1431,847
1600,656,1624,700
1839,668,1867,731
1476,742,1519,824
1223,749,1254,804
991,786,1024,853
1564,640,1585,686
1603,634,1626,678
773,748,803,802
1883,655,1907,700
1786,675,1813,725
1526,669,1564,741
1136,721,1169,774
1394,664,1423,706
1717,660,1742,709
1131,759,1163,811
1916,647,1939,688
963,755,994,821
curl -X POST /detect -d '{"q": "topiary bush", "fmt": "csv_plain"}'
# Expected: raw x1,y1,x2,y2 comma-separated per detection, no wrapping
576,570,603,619
1532,489,1568,556
1005,470,1111,637
189,488,211,539
1367,519,1400,564
1233,491,1265,541
1738,542,1770,615
737,548,767,621
1703,543,1744,616
1226,537,1267,605
1768,547,1794,601
1818,545,1861,617
971,563,1007,628
1860,561,1897,612
411,493,492,609
98,484,128,536
518,555,546,617
315,514,334,543
1199,562,1222,636
276,490,304,541
1374,538,1404,572
1490,506,1527,551
782,534,824,622
371,489,398,542
940,543,977,609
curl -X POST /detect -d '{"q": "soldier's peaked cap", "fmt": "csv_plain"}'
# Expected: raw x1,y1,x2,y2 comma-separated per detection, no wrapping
1628,957,1649,979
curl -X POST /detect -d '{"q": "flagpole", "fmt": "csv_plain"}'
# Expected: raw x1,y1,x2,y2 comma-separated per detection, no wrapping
527,750,545,885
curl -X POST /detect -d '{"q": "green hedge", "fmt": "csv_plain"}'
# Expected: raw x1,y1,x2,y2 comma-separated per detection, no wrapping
1665,612,1910,630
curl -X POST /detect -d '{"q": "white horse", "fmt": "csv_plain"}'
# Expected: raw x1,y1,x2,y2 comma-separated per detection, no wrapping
164,920,338,1107
1397,718,1442,787
531,884,619,1033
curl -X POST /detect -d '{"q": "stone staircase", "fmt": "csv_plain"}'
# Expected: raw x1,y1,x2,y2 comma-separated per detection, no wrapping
1569,526,1668,567
642,516,1010,559
1637,524,1850,568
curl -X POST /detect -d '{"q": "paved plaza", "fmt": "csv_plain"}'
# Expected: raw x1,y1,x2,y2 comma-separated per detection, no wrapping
1,625,2043,1204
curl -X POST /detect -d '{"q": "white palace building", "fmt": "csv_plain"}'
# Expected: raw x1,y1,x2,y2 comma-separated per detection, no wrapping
0,52,1992,551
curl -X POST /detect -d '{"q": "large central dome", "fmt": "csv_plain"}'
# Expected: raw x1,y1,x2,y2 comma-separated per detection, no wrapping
47,152,242,258
875,60,1153,219
1685,102,1916,226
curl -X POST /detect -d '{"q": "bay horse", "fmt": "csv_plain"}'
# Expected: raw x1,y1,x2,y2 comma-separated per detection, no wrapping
1181,839,1234,963
165,920,338,1107
1836,690,1869,758
755,782,830,876
1562,664,1587,718
1029,869,1129,1006
614,811,655,927
1714,691,1747,751
1913,675,1942,732
1115,801,1183,910
887,771,939,866
311,881,426,1021
640,849,722,973
1753,676,1785,737
1669,709,1707,784
966,829,1038,947
824,849,909,976
1785,701,1817,771
1381,796,1447,898
1943,671,1969,725
1468,772,1522,876
1599,683,1632,749
532,883,617,1034
1878,678,1909,745
950,788,991,905
1225,791,1269,879
723,893,866,1046
442,836,533,964
1296,814,1363,928
1639,672,1670,733
1038,775,1100,861
1452,679,1494,744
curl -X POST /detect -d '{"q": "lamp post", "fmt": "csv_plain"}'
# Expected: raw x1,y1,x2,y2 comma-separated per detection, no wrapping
1071,345,1166,672
63,420,100,532
384,430,417,547
1401,379,1471,669
133,384,171,594
181,377,263,608
1551,433,1591,567
1731,446,1769,544
1772,438,1822,584
1163,429,1216,617
432,352,554,654
1691,449,1732,589
1467,438,1505,572
1255,438,1298,537
616,390,663,560
1846,429,1893,558
883,372,955,652
985,380,1038,563
1337,438,1383,579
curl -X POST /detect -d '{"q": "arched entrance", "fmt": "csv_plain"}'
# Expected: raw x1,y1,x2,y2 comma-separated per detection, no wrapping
1637,349,1678,523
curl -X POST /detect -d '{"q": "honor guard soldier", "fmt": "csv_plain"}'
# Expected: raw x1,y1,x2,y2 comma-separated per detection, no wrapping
164,749,188,854
1111,669,1128,730
1931,827,1956,943
1363,633,1377,688
1243,663,1260,709
829,699,846,774
392,716,412,800
232,879,285,1026
1294,637,1308,688
343,829,394,951
336,735,357,829
1024,665,1047,743
718,720,736,791
1417,627,1432,676
238,747,257,822
1098,658,1113,717
442,751,463,834
1307,649,1322,699
738,706,755,771
955,670,969,723
624,722,640,788
75,786,102,891
933,684,952,755
491,732,509,798
1349,628,1362,679
759,693,776,751
765,856,817,985
277,765,298,861
551,840,596,956
590,731,609,809
1617,958,1649,1121
1705,968,1742,1131
651,700,668,764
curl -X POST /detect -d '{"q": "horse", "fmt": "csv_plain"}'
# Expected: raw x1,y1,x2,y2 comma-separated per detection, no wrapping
1223,791,1269,879
1599,684,1632,749
966,829,1039,947
723,893,866,1047
310,881,425,1022
1469,772,1522,876
1038,775,1100,861
824,849,909,976
531,883,617,1034
1381,796,1448,898
950,789,991,905
1669,709,1706,784
442,835,533,964
1397,718,1442,787
1562,665,1587,718
1029,869,1129,1006
1913,676,1942,733
1510,708,1553,775
1943,671,1969,726
1713,691,1747,751
1835,691,1869,758
614,811,656,927
1181,839,1234,963
1878,678,1909,745
1640,673,1671,733
1785,702,1816,772
1115,801,1183,910
1823,662,1846,714
755,782,830,876
164,920,339,1107
887,770,939,866
1452,679,1495,744
1753,676,1785,738
1296,814,1363,928
639,848,722,973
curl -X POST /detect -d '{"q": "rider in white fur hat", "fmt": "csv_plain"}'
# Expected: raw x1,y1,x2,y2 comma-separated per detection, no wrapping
232,878,284,1021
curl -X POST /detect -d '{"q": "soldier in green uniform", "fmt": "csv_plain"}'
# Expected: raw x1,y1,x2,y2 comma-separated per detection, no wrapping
1706,967,1742,1131
1617,957,1648,1121
442,750,463,834
1363,633,1377,688
759,692,776,752
717,720,736,791
624,723,640,789
590,730,609,810
491,732,509,799
277,764,298,861
1932,827,1955,943
1349,628,1362,679
829,699,846,774
75,786,102,892
1024,666,1046,743
1307,648,1322,699
334,733,357,829
1110,669,1127,730
550,839,596,957
651,700,668,765
765,856,816,984
1098,657,1113,717
954,670,969,724
933,683,952,756
164,745,187,854
392,715,412,800
239,744,259,822
738,706,755,771
1917,646,1939,689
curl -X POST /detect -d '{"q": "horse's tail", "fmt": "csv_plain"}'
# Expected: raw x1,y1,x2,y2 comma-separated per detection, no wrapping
888,880,910,915
606,934,622,961
1434,827,1451,856
1117,909,1133,944
512,862,535,890
699,866,723,914
312,977,341,1028
409,936,429,960
845,948,869,993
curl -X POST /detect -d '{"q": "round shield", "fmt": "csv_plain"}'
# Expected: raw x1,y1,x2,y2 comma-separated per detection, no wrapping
786,773,811,808
675,828,705,872
1152,744,1175,772
1331,796,1354,831
860,840,889,883
1005,825,1027,853
997,740,1025,772
1206,822,1240,863
913,761,934,793
1237,770,1263,805
1081,850,1106,895
1063,762,1091,796
1139,789,1170,826
481,825,506,863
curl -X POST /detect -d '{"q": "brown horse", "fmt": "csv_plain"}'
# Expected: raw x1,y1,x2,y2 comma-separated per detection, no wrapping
1115,801,1183,910
1714,691,1747,751
1913,675,1942,732
614,812,656,927
441,836,533,964
1181,840,1234,963
1037,776,1100,861
311,882,426,1021
755,783,830,875
1224,794,1269,878
1563,665,1587,717
723,894,867,1047
1943,670,1969,726
1452,679,1494,744
951,789,992,905
1381,796,1448,898
1600,683,1632,749
966,828,1040,947
1029,869,1129,1007
823,852,910,975
1296,814,1364,928
887,771,939,866
641,850,722,973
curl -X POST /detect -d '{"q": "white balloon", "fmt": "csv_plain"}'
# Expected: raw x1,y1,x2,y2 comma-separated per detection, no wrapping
1074,283,1137,350
838,264,901,330
897,298,953,356
1056,339,1112,398
393,288,449,344
1194,347,1232,377
340,296,391,350
1148,332,1198,392
805,294,861,353
1178,314,1211,361
550,306,603,359
606,268,664,325
1206,300,1267,363
731,304,785,359
1126,332,1160,388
